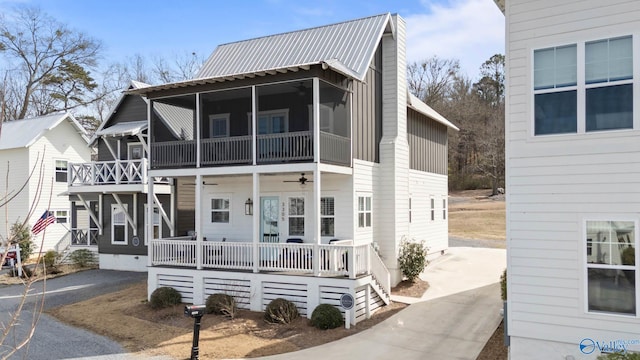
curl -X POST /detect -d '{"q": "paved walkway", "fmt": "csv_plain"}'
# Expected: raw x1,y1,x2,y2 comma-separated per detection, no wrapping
257,247,506,360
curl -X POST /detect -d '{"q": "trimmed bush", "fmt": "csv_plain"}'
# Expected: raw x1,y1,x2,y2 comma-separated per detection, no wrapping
311,304,343,330
264,298,299,324
69,249,97,268
397,238,428,282
149,287,182,309
44,250,60,268
10,221,34,262
500,269,507,301
206,293,238,319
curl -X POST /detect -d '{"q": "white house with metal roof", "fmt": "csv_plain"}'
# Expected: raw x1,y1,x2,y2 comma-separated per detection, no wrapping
497,0,640,358
0,113,91,253
132,13,457,323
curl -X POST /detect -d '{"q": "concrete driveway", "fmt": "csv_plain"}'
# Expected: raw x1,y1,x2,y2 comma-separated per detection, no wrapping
258,246,506,360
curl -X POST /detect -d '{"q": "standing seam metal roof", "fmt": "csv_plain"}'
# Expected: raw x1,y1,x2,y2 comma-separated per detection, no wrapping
196,13,391,82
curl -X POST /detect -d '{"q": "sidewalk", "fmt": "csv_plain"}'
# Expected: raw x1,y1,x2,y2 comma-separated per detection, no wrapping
257,247,506,360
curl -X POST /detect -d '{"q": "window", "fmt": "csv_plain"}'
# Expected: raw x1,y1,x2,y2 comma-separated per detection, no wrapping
209,113,229,138
430,198,435,221
443,198,447,220
55,160,68,182
256,110,288,134
321,197,335,237
288,197,304,236
144,204,161,244
586,220,637,316
111,204,128,245
128,143,143,160
358,195,372,229
211,198,230,223
54,210,68,224
534,44,577,135
534,36,633,136
585,36,633,131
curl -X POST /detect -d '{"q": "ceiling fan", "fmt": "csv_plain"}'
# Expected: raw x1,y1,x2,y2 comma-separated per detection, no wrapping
283,173,313,185
182,181,218,186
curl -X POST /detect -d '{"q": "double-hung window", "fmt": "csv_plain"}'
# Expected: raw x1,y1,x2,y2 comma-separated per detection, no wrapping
321,197,335,236
54,210,68,224
430,198,435,221
586,220,637,316
55,160,68,183
111,204,127,245
209,114,229,138
534,35,633,136
585,36,633,131
358,195,372,229
211,198,230,223
288,197,304,236
534,44,578,135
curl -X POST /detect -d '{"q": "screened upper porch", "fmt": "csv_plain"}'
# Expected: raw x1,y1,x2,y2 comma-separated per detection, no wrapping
149,78,351,169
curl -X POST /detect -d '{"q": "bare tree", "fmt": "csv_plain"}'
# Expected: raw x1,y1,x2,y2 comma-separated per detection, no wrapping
0,6,101,120
407,56,460,111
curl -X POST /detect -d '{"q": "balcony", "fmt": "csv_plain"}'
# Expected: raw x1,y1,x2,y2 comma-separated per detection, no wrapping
68,159,170,187
149,78,352,170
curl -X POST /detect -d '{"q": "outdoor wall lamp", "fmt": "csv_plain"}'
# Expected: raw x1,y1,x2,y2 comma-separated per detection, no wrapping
245,198,253,215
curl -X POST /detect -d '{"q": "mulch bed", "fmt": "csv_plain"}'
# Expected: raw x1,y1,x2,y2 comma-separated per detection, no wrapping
391,279,429,298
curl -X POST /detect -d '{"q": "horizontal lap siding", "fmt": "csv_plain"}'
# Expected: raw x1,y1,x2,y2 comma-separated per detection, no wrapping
506,0,640,346
408,170,448,254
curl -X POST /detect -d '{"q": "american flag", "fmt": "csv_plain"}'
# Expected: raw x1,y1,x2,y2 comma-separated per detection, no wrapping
32,211,55,235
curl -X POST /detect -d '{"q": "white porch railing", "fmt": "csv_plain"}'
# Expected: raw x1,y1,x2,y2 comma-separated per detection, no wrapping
71,228,99,246
257,131,313,163
151,140,197,168
150,238,371,278
201,136,252,165
151,239,197,267
320,131,350,166
68,159,169,186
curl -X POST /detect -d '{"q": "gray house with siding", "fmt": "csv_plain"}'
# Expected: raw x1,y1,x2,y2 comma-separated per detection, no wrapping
131,13,457,322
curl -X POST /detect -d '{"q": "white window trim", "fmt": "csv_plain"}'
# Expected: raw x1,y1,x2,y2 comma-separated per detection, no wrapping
127,142,144,160
287,196,305,237
247,108,289,134
210,195,231,225
111,204,128,245
144,204,161,245
582,217,639,318
430,196,435,221
54,159,68,183
357,194,372,230
320,196,335,237
530,34,639,139
208,113,230,138
52,209,69,224
443,197,447,220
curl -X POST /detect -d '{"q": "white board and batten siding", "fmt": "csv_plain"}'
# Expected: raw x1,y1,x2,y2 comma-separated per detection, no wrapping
505,0,640,357
408,169,448,255
149,267,380,324
28,119,91,251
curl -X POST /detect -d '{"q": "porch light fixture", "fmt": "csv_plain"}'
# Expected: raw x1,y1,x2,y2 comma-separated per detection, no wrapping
245,198,253,215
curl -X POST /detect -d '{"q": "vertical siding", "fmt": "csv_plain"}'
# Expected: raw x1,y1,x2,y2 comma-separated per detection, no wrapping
108,95,148,124
506,0,640,356
176,177,196,236
28,119,91,252
407,108,448,174
352,43,383,163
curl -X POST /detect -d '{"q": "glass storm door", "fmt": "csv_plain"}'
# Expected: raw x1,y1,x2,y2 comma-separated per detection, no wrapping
260,197,279,261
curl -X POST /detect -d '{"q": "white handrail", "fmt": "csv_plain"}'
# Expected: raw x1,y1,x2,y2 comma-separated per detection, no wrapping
369,245,391,298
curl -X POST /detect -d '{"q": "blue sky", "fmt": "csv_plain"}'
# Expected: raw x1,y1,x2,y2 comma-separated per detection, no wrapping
0,0,504,81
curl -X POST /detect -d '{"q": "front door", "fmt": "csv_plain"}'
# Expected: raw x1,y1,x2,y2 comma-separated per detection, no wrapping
260,196,279,261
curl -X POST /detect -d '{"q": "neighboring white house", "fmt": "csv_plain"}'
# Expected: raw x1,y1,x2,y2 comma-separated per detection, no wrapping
131,13,457,323
0,113,91,253
497,0,640,358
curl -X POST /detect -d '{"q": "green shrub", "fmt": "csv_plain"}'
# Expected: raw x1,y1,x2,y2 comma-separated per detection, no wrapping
598,352,640,360
69,249,97,268
149,287,182,309
44,250,60,268
21,265,33,278
500,269,507,301
206,293,238,319
264,298,299,324
397,238,428,282
10,221,34,262
311,304,343,330
622,246,635,266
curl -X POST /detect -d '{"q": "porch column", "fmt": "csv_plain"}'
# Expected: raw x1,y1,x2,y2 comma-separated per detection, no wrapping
195,173,203,270
252,172,260,273
147,180,154,268
251,85,257,165
170,185,176,237
313,168,321,276
312,78,320,164
196,93,201,168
